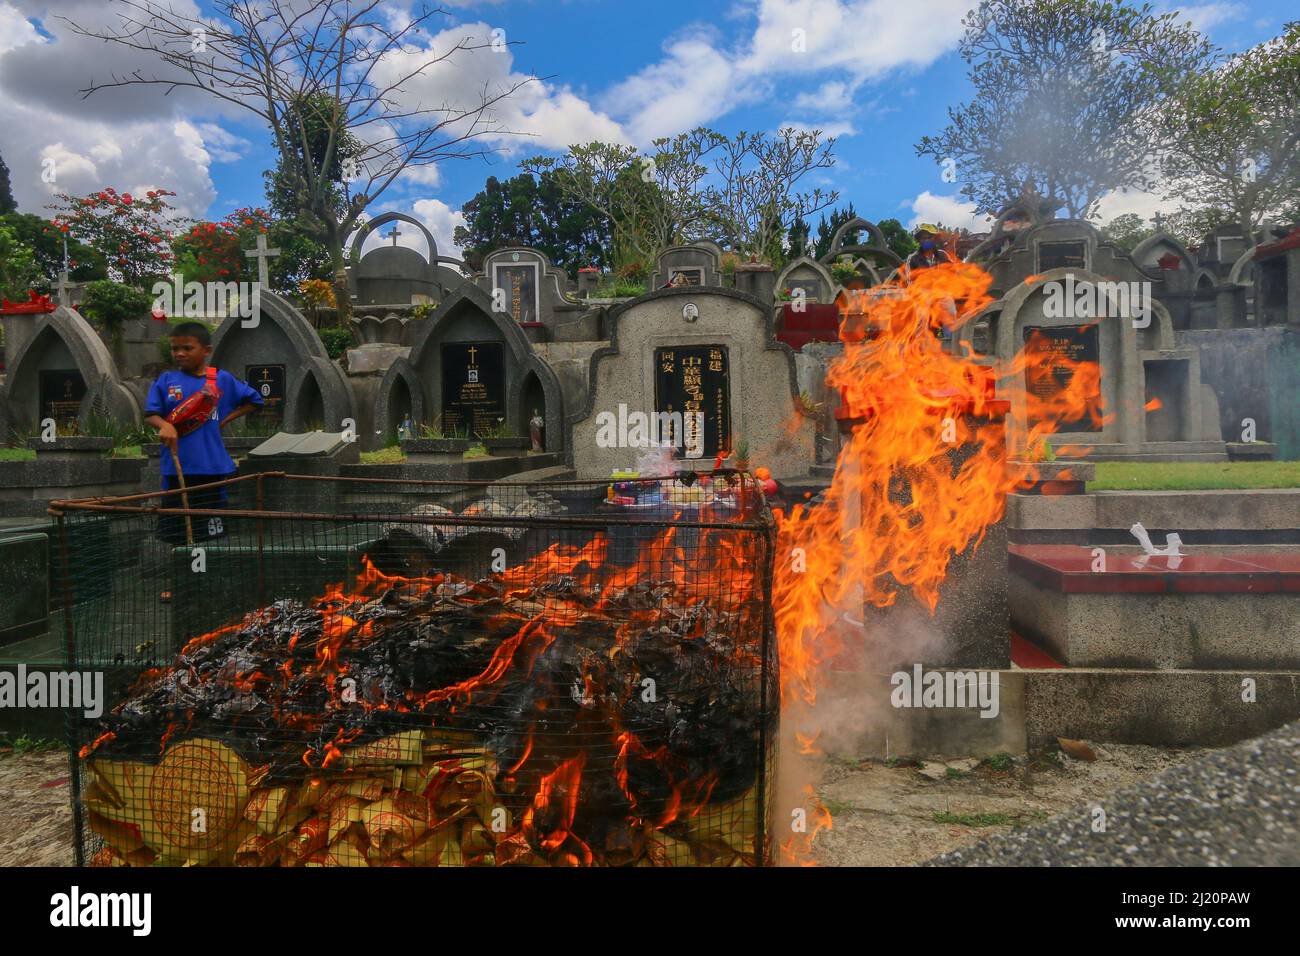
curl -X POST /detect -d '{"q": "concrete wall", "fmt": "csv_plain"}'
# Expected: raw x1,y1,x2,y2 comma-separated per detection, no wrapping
1177,326,1299,457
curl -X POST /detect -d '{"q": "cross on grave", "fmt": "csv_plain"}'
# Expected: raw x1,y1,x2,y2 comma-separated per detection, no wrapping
55,270,74,307
1153,212,1167,231
244,233,282,288
466,345,478,365
385,225,402,246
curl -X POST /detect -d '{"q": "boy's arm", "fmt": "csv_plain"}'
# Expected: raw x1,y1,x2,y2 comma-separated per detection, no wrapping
218,404,256,429
218,374,264,429
145,414,179,450
144,378,178,449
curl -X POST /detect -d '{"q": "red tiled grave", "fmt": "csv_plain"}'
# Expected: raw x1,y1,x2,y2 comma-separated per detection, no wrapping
1008,544,1300,595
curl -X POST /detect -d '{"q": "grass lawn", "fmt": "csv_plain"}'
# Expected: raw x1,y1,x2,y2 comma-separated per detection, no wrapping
359,446,406,465
1089,460,1300,491
0,448,35,462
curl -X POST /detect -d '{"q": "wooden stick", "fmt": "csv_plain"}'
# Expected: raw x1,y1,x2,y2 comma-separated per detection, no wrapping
169,446,195,547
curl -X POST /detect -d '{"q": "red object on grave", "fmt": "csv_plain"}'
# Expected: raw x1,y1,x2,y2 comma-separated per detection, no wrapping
777,302,841,351
1009,544,1300,594
1156,252,1183,271
0,291,56,314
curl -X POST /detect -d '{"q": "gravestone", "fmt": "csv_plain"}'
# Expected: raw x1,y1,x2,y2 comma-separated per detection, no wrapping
440,341,507,434
244,363,287,428
817,217,902,282
39,369,87,428
209,291,356,433
347,212,464,307
475,247,584,340
1,304,140,434
568,286,817,478
649,244,722,290
775,257,834,304
979,268,1226,460
654,345,731,457
376,283,565,447
1020,324,1101,433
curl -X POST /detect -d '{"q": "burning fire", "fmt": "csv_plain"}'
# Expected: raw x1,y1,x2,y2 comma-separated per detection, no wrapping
771,260,1105,862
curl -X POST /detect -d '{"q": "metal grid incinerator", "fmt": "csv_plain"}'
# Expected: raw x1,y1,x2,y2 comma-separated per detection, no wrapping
49,471,779,867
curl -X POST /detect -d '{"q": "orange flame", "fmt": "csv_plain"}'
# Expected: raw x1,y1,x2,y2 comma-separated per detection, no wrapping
771,260,1105,862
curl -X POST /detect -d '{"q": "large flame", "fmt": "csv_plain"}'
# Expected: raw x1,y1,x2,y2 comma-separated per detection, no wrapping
771,260,1105,863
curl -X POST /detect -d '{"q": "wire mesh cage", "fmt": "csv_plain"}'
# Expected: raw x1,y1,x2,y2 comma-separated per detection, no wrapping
51,471,778,867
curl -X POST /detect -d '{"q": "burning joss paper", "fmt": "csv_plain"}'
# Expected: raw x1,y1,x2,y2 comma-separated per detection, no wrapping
81,526,774,866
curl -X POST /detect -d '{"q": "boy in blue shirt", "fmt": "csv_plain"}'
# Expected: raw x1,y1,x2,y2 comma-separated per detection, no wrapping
145,322,263,545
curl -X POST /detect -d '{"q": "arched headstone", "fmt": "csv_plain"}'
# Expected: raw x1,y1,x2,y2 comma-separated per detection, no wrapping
376,283,565,446
210,291,356,433
1,305,139,432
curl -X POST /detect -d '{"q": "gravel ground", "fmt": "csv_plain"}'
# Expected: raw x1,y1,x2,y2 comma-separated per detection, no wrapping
933,719,1300,866
0,749,75,867
812,741,1201,866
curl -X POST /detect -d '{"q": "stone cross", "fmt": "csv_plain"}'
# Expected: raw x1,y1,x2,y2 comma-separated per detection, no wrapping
55,270,74,307
244,233,282,288
385,225,402,246
1153,211,1167,232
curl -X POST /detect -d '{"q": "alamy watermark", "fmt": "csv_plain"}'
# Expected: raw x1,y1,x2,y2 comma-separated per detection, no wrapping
890,664,1000,719
594,403,705,459
50,886,150,935
1042,273,1152,329
0,665,103,719
151,274,260,327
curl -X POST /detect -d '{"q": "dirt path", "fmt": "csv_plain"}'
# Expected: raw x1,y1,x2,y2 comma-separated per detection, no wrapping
0,750,75,866
812,742,1205,866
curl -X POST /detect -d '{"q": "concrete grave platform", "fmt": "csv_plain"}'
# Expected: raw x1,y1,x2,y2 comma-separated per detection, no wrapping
1009,544,1300,668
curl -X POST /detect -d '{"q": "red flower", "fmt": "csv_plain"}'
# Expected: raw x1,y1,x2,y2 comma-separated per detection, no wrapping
122,194,133,204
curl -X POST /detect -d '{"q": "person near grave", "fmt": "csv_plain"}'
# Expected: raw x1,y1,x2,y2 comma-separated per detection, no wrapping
906,224,954,271
145,322,264,560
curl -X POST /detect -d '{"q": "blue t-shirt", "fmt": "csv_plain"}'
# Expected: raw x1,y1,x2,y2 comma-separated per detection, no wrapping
146,368,263,477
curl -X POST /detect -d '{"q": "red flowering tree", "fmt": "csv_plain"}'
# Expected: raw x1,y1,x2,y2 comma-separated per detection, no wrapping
48,188,182,287
171,207,274,284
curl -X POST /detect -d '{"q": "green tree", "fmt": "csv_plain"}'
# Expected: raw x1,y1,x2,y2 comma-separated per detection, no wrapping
454,172,613,277
786,215,813,259
916,0,1214,218
812,204,859,260
69,2,533,322
877,218,919,261
1100,212,1157,251
0,223,41,300
0,150,15,215
710,127,839,262
0,212,106,286
1155,20,1300,241
524,129,722,270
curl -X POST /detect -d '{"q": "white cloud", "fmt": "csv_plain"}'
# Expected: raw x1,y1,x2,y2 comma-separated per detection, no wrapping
194,123,251,164
412,198,467,260
779,119,857,139
370,22,628,156
604,0,970,144
602,32,755,142
1157,3,1247,34
1094,188,1174,226
0,1,222,218
0,3,42,54
792,79,859,114
906,191,994,232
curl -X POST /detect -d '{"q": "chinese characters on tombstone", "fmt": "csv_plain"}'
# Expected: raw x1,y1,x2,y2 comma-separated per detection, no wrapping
655,345,730,458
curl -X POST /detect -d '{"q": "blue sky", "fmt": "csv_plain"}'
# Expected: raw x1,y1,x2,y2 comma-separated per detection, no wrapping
1,1,1294,259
